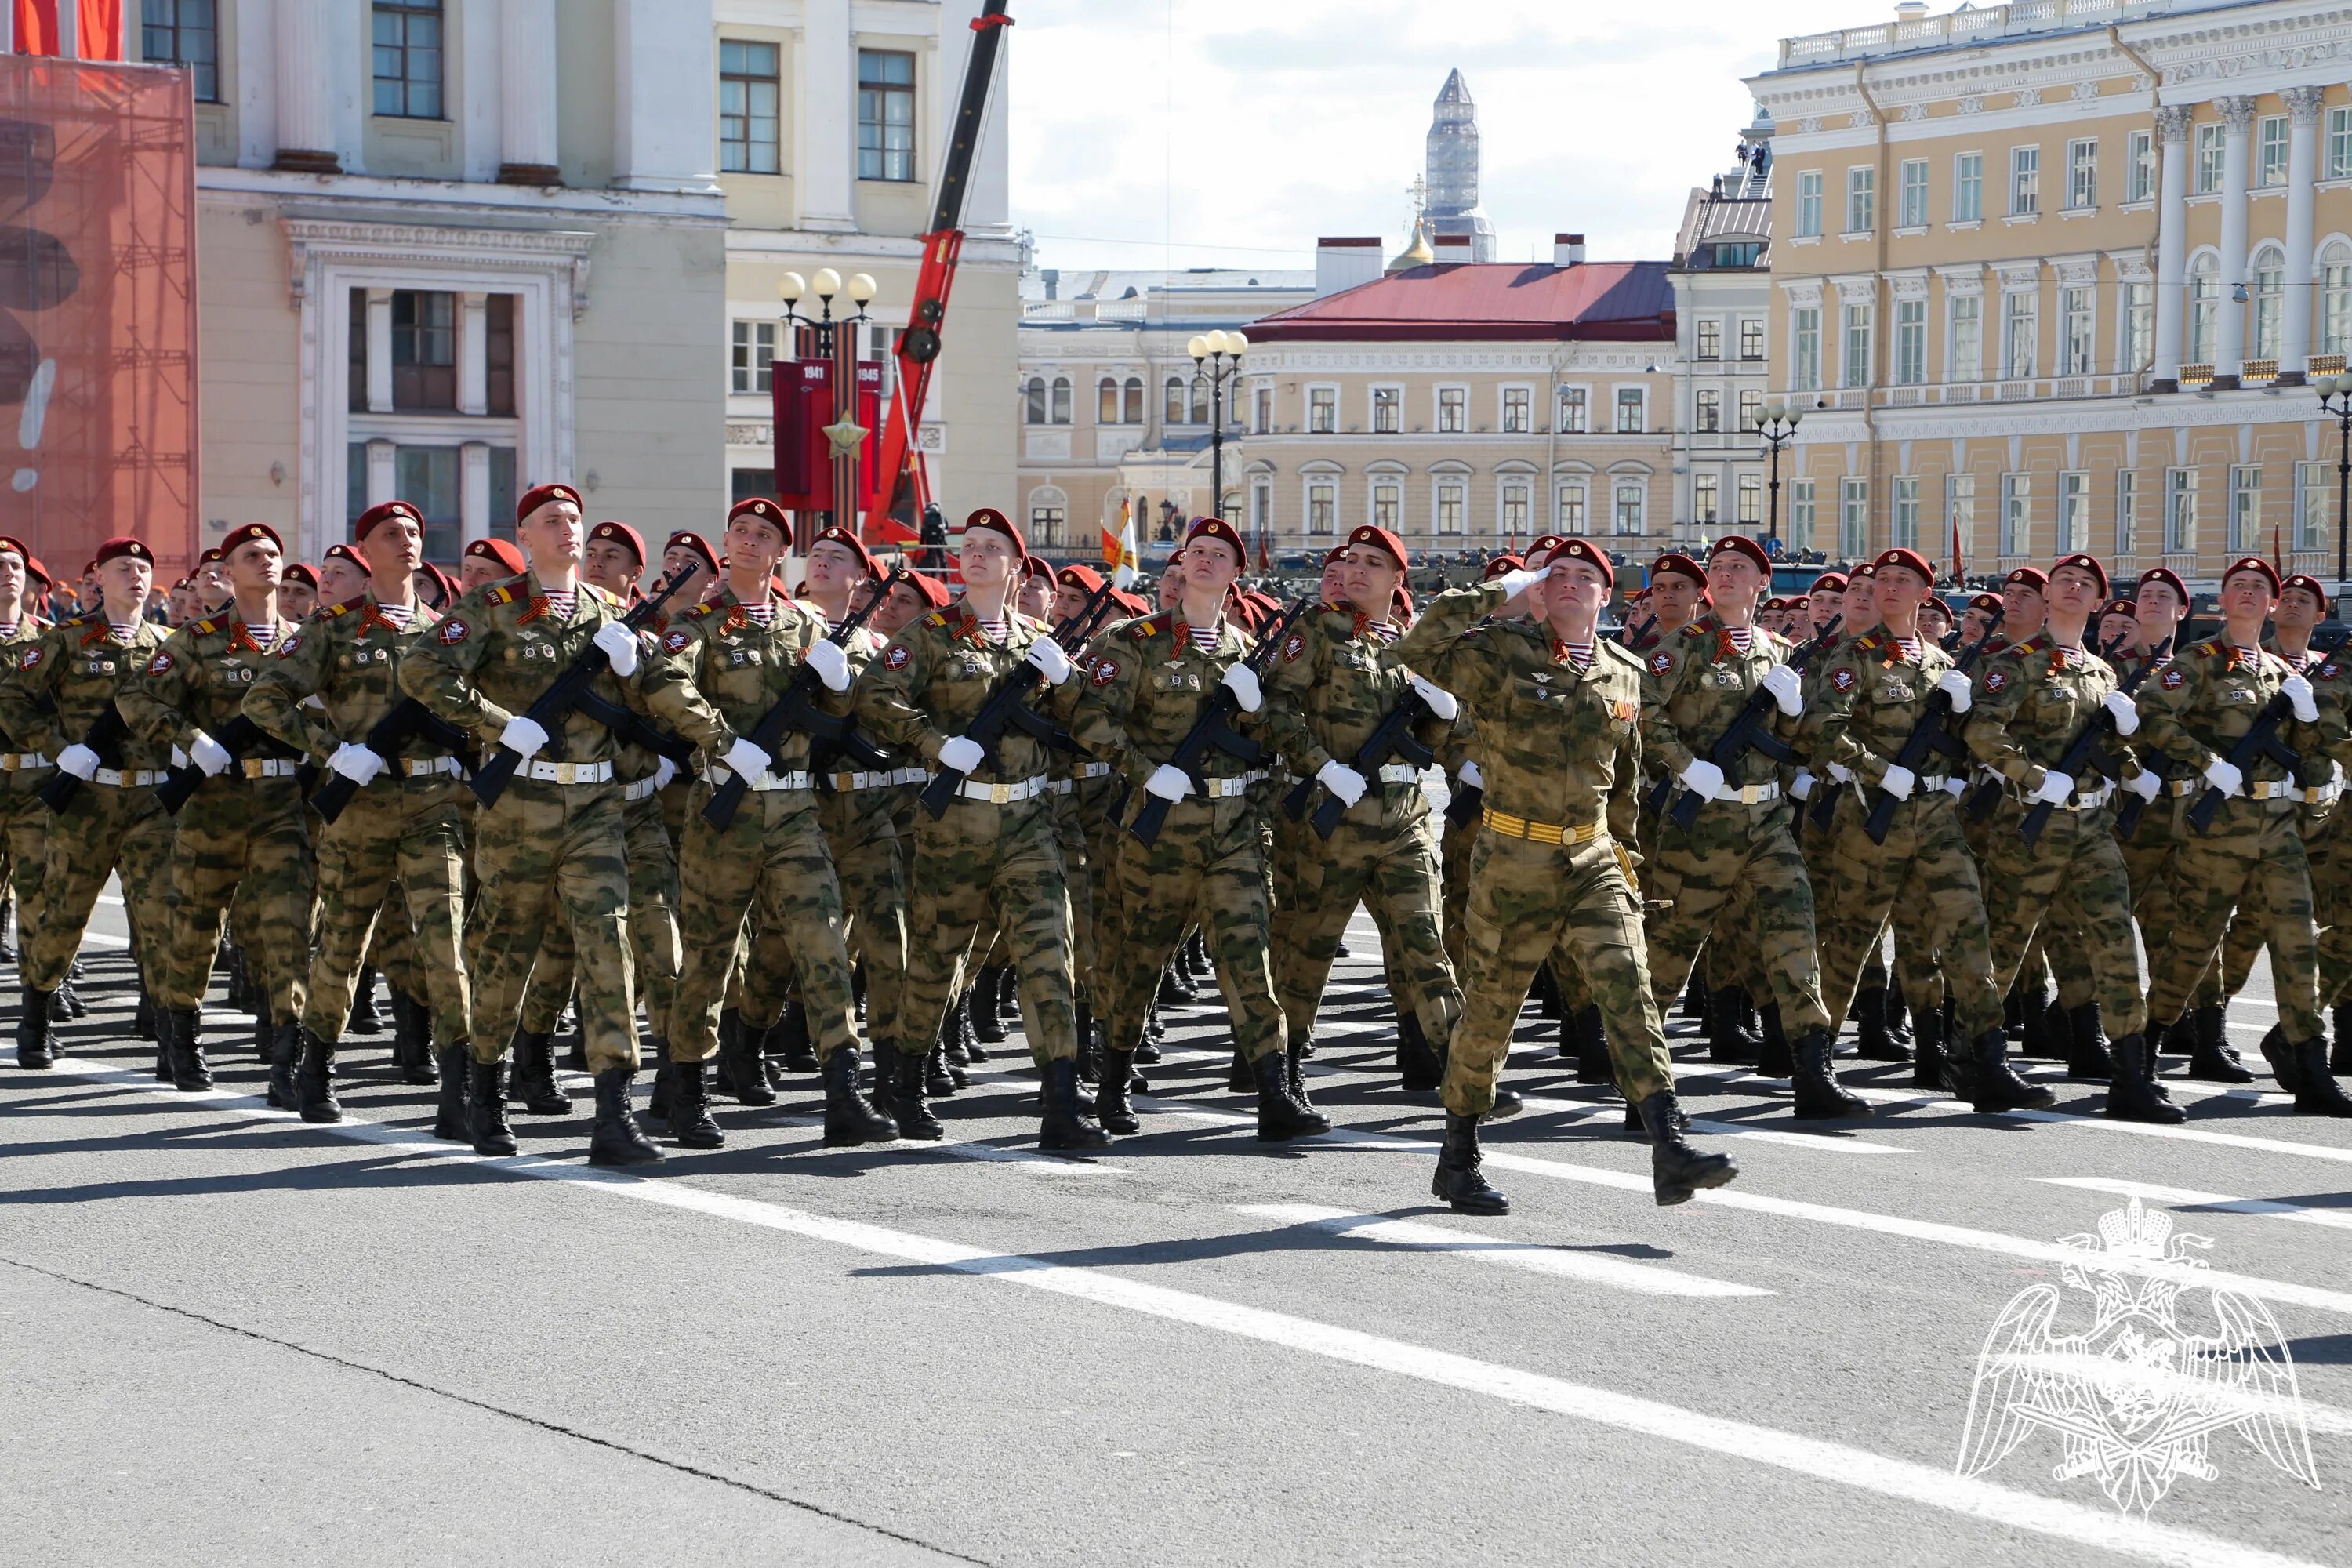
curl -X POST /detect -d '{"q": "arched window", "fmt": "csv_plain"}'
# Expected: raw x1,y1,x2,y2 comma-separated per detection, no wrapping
2252,246,2285,361
1123,376,1144,423
1050,376,1072,425
2188,254,2219,365
1024,376,1047,425
2325,241,2352,357
1189,376,1210,425
1098,376,1120,424
1164,376,1187,425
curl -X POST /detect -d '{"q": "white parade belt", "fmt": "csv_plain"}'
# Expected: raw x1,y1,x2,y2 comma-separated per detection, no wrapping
827,765,925,792
621,776,659,802
403,756,460,779
1198,770,1267,799
945,774,1052,805
1374,762,1422,786
239,757,302,780
708,761,811,792
521,759,612,786
91,768,165,787
0,751,51,771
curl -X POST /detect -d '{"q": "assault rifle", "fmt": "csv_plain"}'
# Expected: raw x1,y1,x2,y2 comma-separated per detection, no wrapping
2183,627,2352,833
1127,595,1316,849
1860,632,1993,846
2015,633,2175,849
155,715,310,816
699,564,902,829
472,561,700,808
918,570,1119,820
1646,616,1842,834
1962,630,2134,823
1443,768,1483,829
38,705,127,812
1282,685,1441,840
310,699,478,825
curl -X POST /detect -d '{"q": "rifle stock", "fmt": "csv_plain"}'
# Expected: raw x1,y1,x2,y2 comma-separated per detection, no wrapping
38,706,128,813
918,573,1116,820
1649,617,1842,834
1860,634,1991,847
310,698,477,825
2182,627,2351,833
2012,633,2166,849
1127,597,1314,849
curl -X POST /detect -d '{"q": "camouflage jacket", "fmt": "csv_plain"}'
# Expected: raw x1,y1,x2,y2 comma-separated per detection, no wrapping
1067,608,1268,792
2134,636,2332,792
1390,581,1644,849
1638,614,1798,789
1258,601,1448,804
0,614,172,772
121,608,303,763
1802,628,1965,790
398,572,645,766
245,593,449,765
1961,633,2143,797
634,585,850,775
856,598,1071,782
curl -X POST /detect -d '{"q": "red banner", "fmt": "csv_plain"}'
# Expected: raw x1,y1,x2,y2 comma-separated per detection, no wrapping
769,356,881,523
0,53,198,582
77,0,123,61
13,1,60,58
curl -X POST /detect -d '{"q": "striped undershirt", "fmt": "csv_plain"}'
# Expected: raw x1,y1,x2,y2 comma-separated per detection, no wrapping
108,622,140,641
1726,626,1754,654
1559,639,1594,670
1189,626,1219,652
543,588,576,619
247,625,277,650
376,604,413,630
742,600,776,626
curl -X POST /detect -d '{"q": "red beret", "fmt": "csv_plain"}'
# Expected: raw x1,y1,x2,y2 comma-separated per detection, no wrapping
1393,583,1414,619
96,537,154,568
2136,567,2189,605
1524,534,1569,565
2222,555,2281,594
1917,594,1951,617
0,534,29,565
355,500,423,541
2282,574,2330,613
808,524,878,579
904,572,951,609
587,520,647,566
2101,598,2137,619
1022,554,1055,582
464,537,527,576
1706,535,1773,576
727,496,793,548
197,546,224,566
2049,553,2108,597
1184,516,1247,568
1873,547,1934,586
1549,536,1614,589
281,563,318,590
1809,572,1849,594
2003,565,2049,594
1650,551,1707,588
219,522,283,558
321,543,366,572
963,506,1026,559
1111,589,1152,617
1323,544,1349,567
517,481,583,523
1967,592,2005,616
665,530,720,578
1482,553,1526,582
1056,564,1104,594
1345,524,1409,570
1850,562,1877,579
21,554,49,587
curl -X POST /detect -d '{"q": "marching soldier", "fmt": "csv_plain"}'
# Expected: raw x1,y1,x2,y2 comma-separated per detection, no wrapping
0,540,53,1033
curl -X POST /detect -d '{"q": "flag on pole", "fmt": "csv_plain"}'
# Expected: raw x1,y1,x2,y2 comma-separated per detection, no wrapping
1950,514,1965,588
1102,494,1141,586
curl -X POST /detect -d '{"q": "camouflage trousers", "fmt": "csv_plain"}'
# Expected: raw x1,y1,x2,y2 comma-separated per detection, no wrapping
673,782,857,1066
0,777,47,966
1272,791,1461,1049
822,783,908,1054
1801,797,1890,996
1439,803,1478,976
1814,789,2003,1040
521,789,682,1041
1642,799,1831,1036
2145,797,2323,1040
367,882,417,1001
22,782,172,993
1446,826,1672,1117
1100,793,1286,1065
158,779,314,1022
904,793,1077,1066
1977,798,2144,1036
2199,804,2342,1007
466,780,637,1074
1051,781,1094,1000
304,779,469,1047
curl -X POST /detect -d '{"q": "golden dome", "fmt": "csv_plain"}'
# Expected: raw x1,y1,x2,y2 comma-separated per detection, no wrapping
1386,218,1435,273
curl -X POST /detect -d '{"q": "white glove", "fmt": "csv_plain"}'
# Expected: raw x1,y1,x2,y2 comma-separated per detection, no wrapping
1791,768,1815,800
499,716,550,759
1025,637,1075,686
654,757,678,790
327,742,385,787
57,743,99,781
1145,763,1193,802
2283,673,2319,724
723,735,774,782
1759,663,1804,717
1936,670,1973,713
1879,764,1916,801
169,745,187,769
2103,690,2140,736
1944,775,1967,797
1828,762,1853,785
1679,758,1726,801
1316,757,1367,808
2031,771,2075,806
936,735,985,776
802,637,851,693
1492,568,1548,601
1409,674,1458,721
592,620,640,679
2202,757,2244,798
1457,760,1483,789
1220,662,1262,713
187,730,231,778
2125,769,2161,802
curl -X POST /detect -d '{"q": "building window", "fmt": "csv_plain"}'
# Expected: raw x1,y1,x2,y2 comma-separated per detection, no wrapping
1557,386,1587,434
1737,473,1762,527
1097,377,1120,424
1950,293,1982,382
1251,477,1272,535
2001,472,2030,556
2258,114,2288,187
141,0,218,101
1501,480,1530,536
1697,319,1722,359
2123,281,2153,371
485,295,515,416
2188,256,2218,365
2002,291,2036,379
1693,473,1719,528
858,49,916,181
2127,130,2155,202
2066,138,2096,209
390,289,456,411
1436,478,1467,535
1372,385,1401,434
1846,166,1875,234
1029,503,1065,544
1739,388,1762,430
1613,479,1646,536
2252,253,2285,361
371,1,444,120
2333,108,2352,182
1251,383,1269,433
2229,465,2262,552
1894,298,1926,385
1502,386,1531,434
2059,470,2089,552
394,444,462,563
1792,307,1820,392
1614,386,1646,433
719,41,782,175
1372,478,1401,532
2299,461,2329,550
1891,474,1919,550
1947,473,1976,561
1695,388,1720,433
2009,146,2038,216
1740,318,1765,360
1788,478,1815,550
1308,387,1336,434
731,320,776,394
2166,467,2198,553
2197,122,2225,194
1050,376,1071,424
1842,301,1872,388
1024,376,1046,425
1839,477,1869,559
2116,469,2138,555
1953,151,1983,221
1437,387,1467,434
1556,480,1587,535
2061,286,2093,376
1307,480,1335,535
1795,169,1823,238
1898,158,1927,227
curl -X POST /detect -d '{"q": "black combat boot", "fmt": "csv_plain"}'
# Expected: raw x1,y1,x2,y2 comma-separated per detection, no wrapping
1910,1004,1947,1090
1624,1091,1683,1137
390,992,437,1084
1076,1000,1101,1082
1227,1046,1253,1093
1790,1030,1870,1120
717,1010,776,1107
1040,1057,1111,1151
971,966,1010,1043
2259,1025,2302,1094
587,1069,663,1167
2015,978,2056,1058
647,1039,674,1124
52,982,79,1022
295,1026,342,1123
433,1046,471,1142
2185,1004,2254,1083
1573,1006,1613,1087
223,946,249,1013
1757,1001,1795,1079
15,988,54,1069
1948,1029,2056,1113
346,967,383,1035
2103,1032,2183,1124
2042,1000,2076,1069
1532,963,1564,1019
667,1057,724,1149
772,1000,818,1074
1705,985,1760,1064
151,1003,172,1080
820,1046,898,1145
510,1028,572,1115
133,982,155,1042
470,1058,518,1156
955,989,989,1062
1159,956,1198,1007
1397,1010,1442,1091
169,1007,212,1092
1250,1047,1330,1141
2288,1037,2352,1116
2333,1004,2352,1076
266,1021,299,1109
1853,986,1904,1060
927,1030,960,1097
1185,931,1214,985
879,1044,942,1142
1431,1111,1509,1214
1638,1090,1738,1205
1678,976,1707,1022
251,1015,271,1067
1096,1047,1140,1135
2002,983,2024,1032
2065,1002,2112,1082
1883,978,1915,1055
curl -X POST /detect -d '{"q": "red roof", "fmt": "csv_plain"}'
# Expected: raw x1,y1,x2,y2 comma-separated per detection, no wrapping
1250,260,1674,345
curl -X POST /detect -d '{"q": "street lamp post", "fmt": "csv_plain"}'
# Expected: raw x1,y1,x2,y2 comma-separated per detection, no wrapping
1190,329,1247,532
2319,373,2352,600
779,267,878,534
1758,397,1803,546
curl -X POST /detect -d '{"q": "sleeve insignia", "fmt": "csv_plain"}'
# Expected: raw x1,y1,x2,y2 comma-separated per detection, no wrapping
883,644,912,670
2323,662,2341,681
1983,668,2008,692
1830,666,1857,693
145,651,174,676
17,646,40,670
2160,666,2186,690
278,633,303,658
438,618,470,645
1281,633,1307,663
1680,623,1708,638
662,627,693,654
1092,655,1121,686
1647,651,1674,676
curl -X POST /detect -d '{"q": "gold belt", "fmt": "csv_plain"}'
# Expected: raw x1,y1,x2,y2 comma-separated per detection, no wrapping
1480,806,1601,846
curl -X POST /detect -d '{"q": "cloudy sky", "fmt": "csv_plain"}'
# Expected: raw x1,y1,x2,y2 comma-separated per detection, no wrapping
1005,0,1872,274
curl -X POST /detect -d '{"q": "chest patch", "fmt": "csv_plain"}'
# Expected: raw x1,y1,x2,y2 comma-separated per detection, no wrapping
2225,687,2257,704
2161,666,2186,690
438,618,470,645
1709,670,1742,690
1829,667,1856,693
883,644,911,671
1878,680,1915,702
1092,655,1120,686
146,651,173,676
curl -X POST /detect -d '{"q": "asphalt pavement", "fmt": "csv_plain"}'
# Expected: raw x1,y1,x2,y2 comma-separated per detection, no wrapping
3,887,2348,1567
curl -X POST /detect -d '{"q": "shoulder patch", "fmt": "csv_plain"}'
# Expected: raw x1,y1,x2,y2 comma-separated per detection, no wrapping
1281,631,1307,663
2161,666,2186,689
485,584,517,607
17,645,41,670
1091,654,1121,686
145,650,174,676
2323,662,2341,681
1830,666,1857,693
883,644,912,670
1679,622,1708,639
1983,667,2009,692
438,617,470,645
190,615,220,637
923,610,949,628
1647,650,1674,676
319,600,352,620
661,626,693,655
277,632,303,659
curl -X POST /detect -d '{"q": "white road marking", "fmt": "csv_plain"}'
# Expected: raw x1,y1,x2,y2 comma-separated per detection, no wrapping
1511,1093,1914,1156
27,1058,2332,1568
2039,1176,2352,1235
762,1114,1129,1175
1235,1203,1773,1298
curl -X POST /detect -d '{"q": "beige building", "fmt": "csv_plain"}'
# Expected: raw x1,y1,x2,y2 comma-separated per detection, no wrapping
1752,0,2352,590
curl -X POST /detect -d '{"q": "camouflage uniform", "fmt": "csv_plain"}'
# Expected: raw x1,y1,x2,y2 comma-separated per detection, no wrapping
0,615,52,992
815,619,911,1073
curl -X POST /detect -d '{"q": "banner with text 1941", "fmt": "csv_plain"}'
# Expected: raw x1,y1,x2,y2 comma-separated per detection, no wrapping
0,53,196,583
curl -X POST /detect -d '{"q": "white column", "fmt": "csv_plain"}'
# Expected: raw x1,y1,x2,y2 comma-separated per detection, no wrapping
2285,86,2324,381
272,0,341,172
366,439,397,507
365,289,394,413
457,292,489,416
613,0,718,194
499,0,561,183
2153,106,2191,389
460,443,492,544
798,0,856,230
2216,95,2255,385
